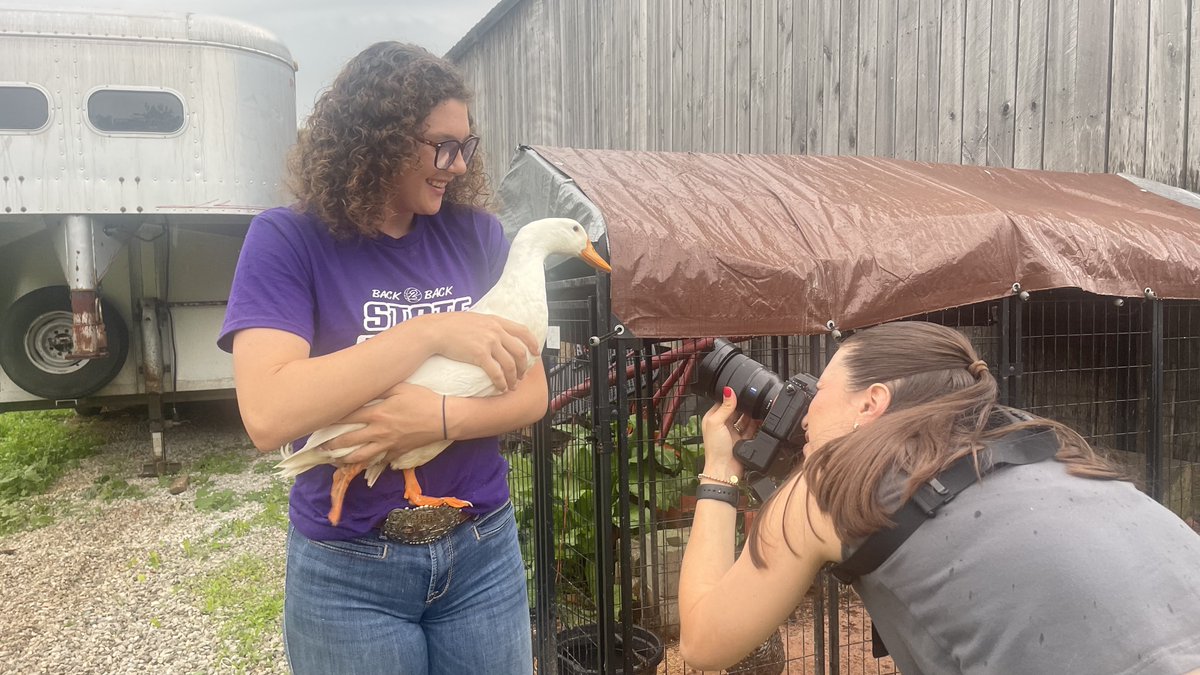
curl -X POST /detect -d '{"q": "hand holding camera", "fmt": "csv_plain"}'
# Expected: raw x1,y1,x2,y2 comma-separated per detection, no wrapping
692,338,819,502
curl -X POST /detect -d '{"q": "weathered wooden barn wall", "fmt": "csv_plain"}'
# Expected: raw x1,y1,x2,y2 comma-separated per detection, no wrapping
448,0,1199,193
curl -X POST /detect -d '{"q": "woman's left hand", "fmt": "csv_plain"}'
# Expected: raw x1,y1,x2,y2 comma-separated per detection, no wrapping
700,386,754,478
324,383,445,464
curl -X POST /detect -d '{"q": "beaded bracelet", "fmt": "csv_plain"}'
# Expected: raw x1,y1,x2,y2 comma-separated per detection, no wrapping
697,472,740,487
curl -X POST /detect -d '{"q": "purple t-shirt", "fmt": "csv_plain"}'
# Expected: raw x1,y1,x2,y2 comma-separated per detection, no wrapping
218,204,512,540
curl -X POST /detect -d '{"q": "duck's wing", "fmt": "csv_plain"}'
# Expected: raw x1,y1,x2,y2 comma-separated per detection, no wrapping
406,354,502,398
274,398,389,477
275,437,363,478
384,439,454,473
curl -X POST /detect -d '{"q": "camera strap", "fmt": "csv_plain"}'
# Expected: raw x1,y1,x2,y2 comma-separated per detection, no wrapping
828,426,1060,657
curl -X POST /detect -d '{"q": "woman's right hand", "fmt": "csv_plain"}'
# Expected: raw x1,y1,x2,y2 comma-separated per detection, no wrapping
418,313,541,391
700,386,750,480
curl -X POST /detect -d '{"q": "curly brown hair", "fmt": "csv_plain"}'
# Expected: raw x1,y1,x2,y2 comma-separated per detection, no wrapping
287,41,490,238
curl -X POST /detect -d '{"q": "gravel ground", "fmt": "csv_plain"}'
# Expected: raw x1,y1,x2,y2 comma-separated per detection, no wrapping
0,403,290,674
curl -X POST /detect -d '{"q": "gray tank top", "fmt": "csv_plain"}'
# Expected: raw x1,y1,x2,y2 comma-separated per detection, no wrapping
847,460,1200,675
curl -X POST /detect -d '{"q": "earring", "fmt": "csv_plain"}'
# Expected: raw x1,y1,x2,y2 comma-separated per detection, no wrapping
852,421,860,431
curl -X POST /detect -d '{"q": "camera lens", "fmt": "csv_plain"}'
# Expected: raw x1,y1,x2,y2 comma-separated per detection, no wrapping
693,339,784,419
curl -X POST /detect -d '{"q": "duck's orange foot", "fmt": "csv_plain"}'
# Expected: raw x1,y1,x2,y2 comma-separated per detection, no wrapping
401,467,472,509
405,494,473,509
328,462,369,527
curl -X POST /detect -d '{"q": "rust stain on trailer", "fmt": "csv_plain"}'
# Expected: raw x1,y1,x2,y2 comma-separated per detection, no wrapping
67,290,109,359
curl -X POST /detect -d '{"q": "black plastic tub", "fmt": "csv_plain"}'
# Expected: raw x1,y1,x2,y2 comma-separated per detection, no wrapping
555,624,665,675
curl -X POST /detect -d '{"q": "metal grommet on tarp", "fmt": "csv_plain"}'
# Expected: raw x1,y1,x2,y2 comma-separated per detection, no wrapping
588,324,625,346
826,319,843,341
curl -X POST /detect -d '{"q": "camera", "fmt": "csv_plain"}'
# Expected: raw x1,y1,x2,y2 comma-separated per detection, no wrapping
692,338,818,502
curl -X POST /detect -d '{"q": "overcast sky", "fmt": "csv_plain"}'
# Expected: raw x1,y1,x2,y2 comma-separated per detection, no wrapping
9,0,501,122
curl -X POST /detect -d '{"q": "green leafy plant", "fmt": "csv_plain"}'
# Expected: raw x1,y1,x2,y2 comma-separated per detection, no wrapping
506,413,708,618
82,474,146,501
0,411,102,500
194,485,242,512
0,411,103,535
187,553,284,669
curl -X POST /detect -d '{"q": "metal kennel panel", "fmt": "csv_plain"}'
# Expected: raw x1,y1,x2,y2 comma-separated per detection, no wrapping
1160,301,1200,525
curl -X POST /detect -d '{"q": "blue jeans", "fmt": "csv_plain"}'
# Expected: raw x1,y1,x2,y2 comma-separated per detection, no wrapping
283,501,533,675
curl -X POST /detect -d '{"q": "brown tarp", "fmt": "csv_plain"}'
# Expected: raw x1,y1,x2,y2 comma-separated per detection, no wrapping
521,146,1200,338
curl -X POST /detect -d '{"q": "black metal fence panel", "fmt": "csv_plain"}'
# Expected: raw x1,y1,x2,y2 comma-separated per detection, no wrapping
514,289,1200,674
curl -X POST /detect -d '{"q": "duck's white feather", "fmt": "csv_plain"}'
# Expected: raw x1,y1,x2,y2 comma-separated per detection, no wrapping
275,217,593,483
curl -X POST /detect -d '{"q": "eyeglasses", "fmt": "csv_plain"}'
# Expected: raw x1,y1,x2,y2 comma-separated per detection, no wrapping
416,135,480,170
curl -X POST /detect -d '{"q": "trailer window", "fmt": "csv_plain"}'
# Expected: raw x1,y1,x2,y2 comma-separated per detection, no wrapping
87,89,185,134
0,86,50,131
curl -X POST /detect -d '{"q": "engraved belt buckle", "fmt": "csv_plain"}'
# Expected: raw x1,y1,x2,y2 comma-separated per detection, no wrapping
380,505,469,545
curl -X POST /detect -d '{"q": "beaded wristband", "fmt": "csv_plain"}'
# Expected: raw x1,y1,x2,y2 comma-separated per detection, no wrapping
697,472,740,487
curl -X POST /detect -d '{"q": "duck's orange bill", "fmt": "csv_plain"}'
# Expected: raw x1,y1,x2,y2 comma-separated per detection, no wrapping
579,241,612,273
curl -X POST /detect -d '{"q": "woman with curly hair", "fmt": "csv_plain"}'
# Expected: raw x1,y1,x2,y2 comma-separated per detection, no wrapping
218,42,543,674
679,321,1200,675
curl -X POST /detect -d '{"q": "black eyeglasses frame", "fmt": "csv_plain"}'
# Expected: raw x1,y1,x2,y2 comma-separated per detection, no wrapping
416,135,481,171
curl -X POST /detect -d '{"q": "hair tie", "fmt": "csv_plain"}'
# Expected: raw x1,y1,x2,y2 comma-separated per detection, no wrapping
441,395,448,440
968,360,988,378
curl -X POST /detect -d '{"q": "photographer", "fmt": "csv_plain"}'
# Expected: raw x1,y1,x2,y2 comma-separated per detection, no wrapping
679,321,1200,674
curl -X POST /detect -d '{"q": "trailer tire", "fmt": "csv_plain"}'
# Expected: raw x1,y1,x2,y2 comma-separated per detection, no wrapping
0,286,129,400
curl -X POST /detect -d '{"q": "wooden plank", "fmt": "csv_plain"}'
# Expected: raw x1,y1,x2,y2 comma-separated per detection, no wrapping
875,0,899,157
708,0,724,152
1041,0,1079,171
693,0,711,151
858,0,881,157
838,0,860,155
775,0,794,152
937,0,965,163
730,0,751,153
744,0,772,152
790,0,812,154
986,0,1018,166
895,0,920,159
1075,0,1113,172
915,0,941,161
749,0,768,153
670,0,686,151
585,0,599,149
630,0,649,149
1189,0,1200,190
761,0,780,153
645,0,660,150
557,0,573,147
1108,0,1149,175
1041,0,1109,172
815,0,839,154
616,0,632,148
1146,0,1188,185
961,0,991,165
601,0,615,148
1013,0,1048,168
535,0,555,146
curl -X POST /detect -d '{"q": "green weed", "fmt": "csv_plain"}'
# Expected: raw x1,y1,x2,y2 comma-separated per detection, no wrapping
188,553,284,669
193,448,255,476
82,474,147,502
194,485,242,512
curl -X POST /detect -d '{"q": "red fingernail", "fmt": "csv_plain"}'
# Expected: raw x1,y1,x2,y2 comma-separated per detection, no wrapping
724,387,733,398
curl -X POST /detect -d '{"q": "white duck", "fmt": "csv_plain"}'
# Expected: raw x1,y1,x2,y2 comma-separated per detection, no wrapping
276,217,611,525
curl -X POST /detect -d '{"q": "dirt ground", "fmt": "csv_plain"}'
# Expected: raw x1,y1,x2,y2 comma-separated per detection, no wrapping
656,594,897,675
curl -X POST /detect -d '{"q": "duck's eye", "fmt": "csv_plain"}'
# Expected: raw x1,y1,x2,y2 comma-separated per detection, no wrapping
573,225,581,232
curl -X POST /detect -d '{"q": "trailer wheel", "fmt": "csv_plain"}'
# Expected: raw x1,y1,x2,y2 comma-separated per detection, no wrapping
0,286,129,399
